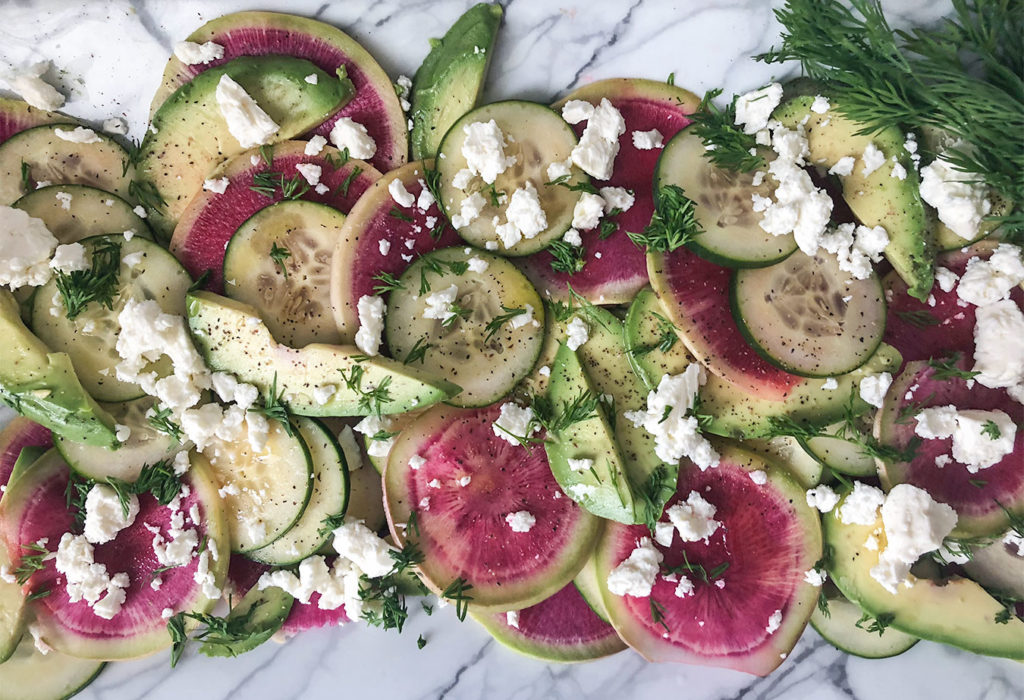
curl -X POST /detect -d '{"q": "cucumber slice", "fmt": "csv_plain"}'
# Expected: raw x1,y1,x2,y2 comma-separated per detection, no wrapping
54,396,178,482
0,542,27,663
731,252,885,377
811,588,918,658
30,235,193,402
13,185,151,243
0,634,105,700
655,129,796,267
223,199,347,347
436,100,586,255
0,124,134,206
248,417,349,566
385,247,544,407
205,419,313,553
198,584,293,657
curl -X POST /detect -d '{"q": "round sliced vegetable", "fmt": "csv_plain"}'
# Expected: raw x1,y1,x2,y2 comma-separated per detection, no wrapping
30,235,193,402
171,141,379,293
385,247,545,407
14,185,151,242
731,252,885,377
876,359,1024,539
150,10,407,174
595,442,822,675
0,418,52,492
0,96,69,146
471,582,626,663
436,100,585,255
0,449,228,660
519,78,700,304
223,199,347,347
0,633,105,700
811,586,918,658
0,124,133,206
384,404,601,612
329,159,460,341
656,129,795,267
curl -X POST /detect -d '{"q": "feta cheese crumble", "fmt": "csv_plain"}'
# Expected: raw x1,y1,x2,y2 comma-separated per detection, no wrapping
215,75,279,148
422,284,460,323
0,206,57,289
329,117,377,160
304,135,327,156
956,244,1024,307
567,457,594,473
354,294,385,356
599,186,635,213
460,120,515,184
665,491,721,542
451,192,486,229
54,126,102,144
295,163,322,187
819,223,890,280
920,156,992,241
173,40,224,65
55,533,130,619
859,142,886,176
606,537,663,598
202,177,230,194
859,372,893,409
806,484,840,513
734,83,784,134
388,178,416,208
565,316,589,351
632,129,664,150
49,242,88,273
83,484,139,544
765,609,783,635
505,511,536,533
838,481,886,526
973,299,1024,394
506,610,520,628
492,402,538,445
914,406,1016,472
496,182,548,247
870,484,957,594
572,192,605,230
570,98,626,180
2,61,64,110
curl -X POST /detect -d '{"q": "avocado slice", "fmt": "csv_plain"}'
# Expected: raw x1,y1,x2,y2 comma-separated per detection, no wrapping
544,342,637,524
773,96,934,300
824,489,1024,659
409,3,502,160
198,583,293,658
185,291,460,416
0,291,118,447
137,55,355,239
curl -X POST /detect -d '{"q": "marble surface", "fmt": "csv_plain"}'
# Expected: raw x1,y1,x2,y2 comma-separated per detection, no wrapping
0,0,1022,698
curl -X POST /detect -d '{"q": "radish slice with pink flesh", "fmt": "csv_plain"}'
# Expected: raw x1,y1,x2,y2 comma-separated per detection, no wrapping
0,418,52,491
384,404,602,612
150,11,407,174
170,140,380,292
518,79,700,304
0,450,229,660
0,97,68,147
877,359,1024,538
596,443,822,676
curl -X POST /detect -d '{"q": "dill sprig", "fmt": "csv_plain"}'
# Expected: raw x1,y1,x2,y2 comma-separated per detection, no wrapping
687,88,765,173
759,0,1023,234
649,598,670,634
894,309,940,328
403,337,433,365
483,306,527,343
927,353,981,381
628,312,678,357
54,238,122,320
13,541,50,585
547,239,586,274
167,605,260,667
627,185,703,252
129,179,166,212
248,373,295,437
250,171,310,200
338,365,394,416
635,464,679,533
372,271,405,295
529,388,600,435
269,242,291,279
335,166,363,198
855,611,896,636
20,160,31,193
147,404,183,443
440,577,474,622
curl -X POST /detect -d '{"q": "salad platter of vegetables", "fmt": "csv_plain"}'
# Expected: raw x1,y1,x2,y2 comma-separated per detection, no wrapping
0,0,1021,698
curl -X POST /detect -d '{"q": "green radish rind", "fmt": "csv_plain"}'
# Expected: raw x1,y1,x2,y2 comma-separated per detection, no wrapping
0,123,134,207
595,442,823,675
435,100,586,255
572,551,612,624
655,129,797,268
810,590,918,659
222,199,348,348
137,55,354,238
384,247,545,408
247,417,349,566
384,404,602,612
409,2,503,161
730,252,887,378
823,488,1024,659
0,450,230,660
0,541,27,663
772,96,933,300
13,184,152,243
0,633,105,700
198,584,293,657
186,291,461,416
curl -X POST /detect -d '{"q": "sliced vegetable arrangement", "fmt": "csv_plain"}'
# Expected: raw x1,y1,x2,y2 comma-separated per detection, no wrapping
0,0,1021,696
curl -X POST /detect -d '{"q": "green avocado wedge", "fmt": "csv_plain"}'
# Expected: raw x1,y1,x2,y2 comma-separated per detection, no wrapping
186,291,461,416
0,291,118,447
409,3,502,160
137,55,354,239
198,584,293,658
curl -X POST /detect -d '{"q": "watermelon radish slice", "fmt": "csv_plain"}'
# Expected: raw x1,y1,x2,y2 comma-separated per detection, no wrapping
648,246,804,400
169,140,379,292
876,358,1024,538
0,97,68,146
0,418,52,492
471,582,626,662
517,79,700,304
0,450,229,660
595,442,822,675
384,404,602,612
150,11,407,174
884,240,1023,366
329,160,461,341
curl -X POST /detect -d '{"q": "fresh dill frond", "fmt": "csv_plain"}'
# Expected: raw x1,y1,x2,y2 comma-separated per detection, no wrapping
627,185,703,252
483,306,527,342
687,88,765,172
54,238,123,320
269,242,291,279
547,240,586,274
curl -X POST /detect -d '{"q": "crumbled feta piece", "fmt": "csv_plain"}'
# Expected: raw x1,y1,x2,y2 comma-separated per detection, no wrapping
765,609,783,635
312,384,336,406
505,511,536,533
666,491,721,542
215,74,279,148
2,61,64,110
506,610,520,628
567,457,594,474
83,484,139,544
956,244,1024,307
546,158,573,182
822,377,839,390
54,191,73,211
54,126,102,144
973,299,1024,393
460,120,515,184
416,180,435,211
599,186,634,213
674,575,695,598
561,100,595,124
920,156,992,240
354,414,395,459
329,117,376,160
870,484,958,594
492,402,538,445
304,135,327,156
0,206,57,288
860,142,886,176
538,365,551,377
819,223,889,280
606,537,663,597
388,178,416,207
354,294,385,356
632,129,664,150
859,372,893,409
422,284,460,323
332,520,396,578
565,316,589,351
451,192,487,229
734,83,784,134
295,163,322,187
653,522,675,547
749,470,768,485
562,228,583,247
49,242,88,273
408,455,426,471
890,161,907,180
828,156,856,177
570,98,626,180
804,568,827,586
572,192,605,230
55,533,129,619
173,40,224,65
758,127,833,253
202,177,229,194
497,182,548,247
810,95,830,114
838,482,886,525
467,256,489,273
305,73,319,85
567,483,597,500
452,168,475,190
806,484,840,513
509,303,536,330
378,239,391,256
934,266,959,293
915,406,1016,472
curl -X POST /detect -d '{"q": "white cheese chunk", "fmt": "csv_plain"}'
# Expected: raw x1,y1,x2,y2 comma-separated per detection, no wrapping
572,192,605,230
0,206,57,288
665,491,721,542
734,83,784,134
505,511,536,533
870,484,957,594
83,484,139,544
215,74,279,148
492,402,538,445
173,40,224,65
354,294,385,356
54,126,102,144
388,178,416,207
632,129,664,150
2,61,64,110
329,117,377,160
920,156,992,241
606,537,663,598
49,242,88,273
460,120,515,184
838,481,885,526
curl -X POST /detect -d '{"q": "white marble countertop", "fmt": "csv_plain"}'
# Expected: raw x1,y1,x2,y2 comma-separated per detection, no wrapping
1,0,1022,698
